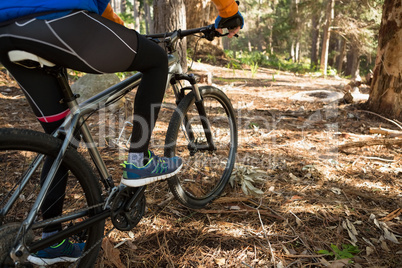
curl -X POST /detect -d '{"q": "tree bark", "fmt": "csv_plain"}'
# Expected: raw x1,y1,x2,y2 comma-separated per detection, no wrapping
367,0,402,120
320,0,334,75
144,1,153,35
153,0,187,72
310,13,320,69
185,0,222,56
121,0,127,14
290,41,295,62
133,0,140,32
336,38,346,75
111,0,121,13
345,45,361,79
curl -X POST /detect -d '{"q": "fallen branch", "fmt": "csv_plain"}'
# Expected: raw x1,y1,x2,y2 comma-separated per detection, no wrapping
361,156,395,162
357,110,402,130
338,138,402,151
337,132,376,140
214,196,252,203
379,208,402,222
369,127,402,137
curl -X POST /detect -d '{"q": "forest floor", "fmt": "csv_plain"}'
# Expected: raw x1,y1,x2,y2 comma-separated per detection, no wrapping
0,61,401,268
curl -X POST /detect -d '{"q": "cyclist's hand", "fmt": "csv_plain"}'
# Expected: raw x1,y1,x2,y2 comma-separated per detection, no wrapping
216,26,240,38
214,11,244,38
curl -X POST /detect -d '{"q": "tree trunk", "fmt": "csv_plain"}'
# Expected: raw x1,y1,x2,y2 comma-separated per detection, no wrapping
368,0,402,120
290,41,295,62
256,1,263,51
310,13,320,69
320,0,334,75
336,38,346,75
133,0,140,33
144,2,153,35
345,46,361,79
185,0,214,29
268,1,276,54
153,0,187,72
185,0,222,56
248,40,252,52
268,24,274,54
111,0,121,13
121,0,127,14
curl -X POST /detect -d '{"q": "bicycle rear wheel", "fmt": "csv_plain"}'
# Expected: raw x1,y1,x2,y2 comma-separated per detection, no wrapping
0,128,104,267
165,86,237,209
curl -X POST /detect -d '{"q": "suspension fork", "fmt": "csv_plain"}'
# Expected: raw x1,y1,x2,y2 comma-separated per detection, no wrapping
172,74,216,152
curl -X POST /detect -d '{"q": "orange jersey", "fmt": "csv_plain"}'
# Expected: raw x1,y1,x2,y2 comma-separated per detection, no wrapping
102,4,125,25
211,0,239,18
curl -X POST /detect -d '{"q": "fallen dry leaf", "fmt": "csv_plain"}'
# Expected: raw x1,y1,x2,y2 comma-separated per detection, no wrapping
366,246,374,256
215,258,226,266
102,238,125,268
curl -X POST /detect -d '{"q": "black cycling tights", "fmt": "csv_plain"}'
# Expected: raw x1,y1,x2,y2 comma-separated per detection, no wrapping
0,11,168,231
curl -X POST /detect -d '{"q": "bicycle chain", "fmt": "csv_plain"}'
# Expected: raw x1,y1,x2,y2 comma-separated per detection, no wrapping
36,202,105,228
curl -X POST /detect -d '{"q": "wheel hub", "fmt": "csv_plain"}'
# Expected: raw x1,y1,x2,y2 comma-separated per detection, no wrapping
0,223,33,267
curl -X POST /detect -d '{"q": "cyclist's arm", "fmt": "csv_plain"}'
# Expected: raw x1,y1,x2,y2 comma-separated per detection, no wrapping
102,4,125,25
211,0,243,38
211,0,238,18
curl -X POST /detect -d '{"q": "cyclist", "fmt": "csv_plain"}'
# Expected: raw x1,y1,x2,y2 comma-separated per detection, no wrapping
0,0,243,265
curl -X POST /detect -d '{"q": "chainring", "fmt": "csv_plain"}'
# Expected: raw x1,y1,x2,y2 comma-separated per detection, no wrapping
110,186,146,231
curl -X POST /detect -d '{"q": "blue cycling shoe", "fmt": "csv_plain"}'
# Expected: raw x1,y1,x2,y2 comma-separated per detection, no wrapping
27,239,85,265
121,151,183,187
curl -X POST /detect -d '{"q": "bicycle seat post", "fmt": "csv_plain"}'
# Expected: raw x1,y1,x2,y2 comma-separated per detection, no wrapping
47,67,81,112
46,67,113,185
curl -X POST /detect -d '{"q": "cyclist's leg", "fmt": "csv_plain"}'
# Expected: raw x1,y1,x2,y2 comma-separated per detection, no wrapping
127,34,168,154
39,11,182,182
0,52,71,233
0,11,179,188
0,44,69,217
119,34,184,186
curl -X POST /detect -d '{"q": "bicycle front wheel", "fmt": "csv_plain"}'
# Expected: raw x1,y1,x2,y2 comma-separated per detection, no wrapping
165,86,237,209
0,128,105,267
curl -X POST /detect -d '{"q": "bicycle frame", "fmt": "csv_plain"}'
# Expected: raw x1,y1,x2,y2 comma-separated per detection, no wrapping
9,29,216,260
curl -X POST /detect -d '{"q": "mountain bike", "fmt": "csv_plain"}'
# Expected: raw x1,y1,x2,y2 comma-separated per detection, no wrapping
0,24,238,267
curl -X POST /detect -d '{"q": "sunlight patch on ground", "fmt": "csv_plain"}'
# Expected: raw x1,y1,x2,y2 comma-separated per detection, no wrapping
290,90,344,102
0,92,24,100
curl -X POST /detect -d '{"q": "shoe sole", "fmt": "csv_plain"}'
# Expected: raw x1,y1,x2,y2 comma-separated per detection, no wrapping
120,163,183,187
28,255,78,265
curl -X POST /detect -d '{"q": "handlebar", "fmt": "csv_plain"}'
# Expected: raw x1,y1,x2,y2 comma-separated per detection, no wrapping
146,24,236,43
